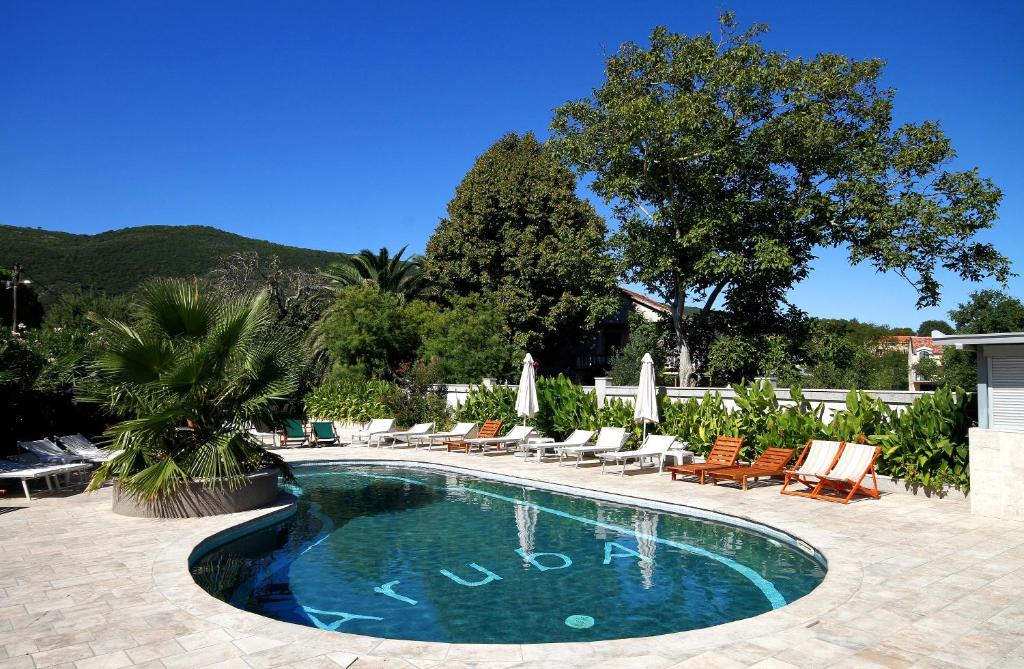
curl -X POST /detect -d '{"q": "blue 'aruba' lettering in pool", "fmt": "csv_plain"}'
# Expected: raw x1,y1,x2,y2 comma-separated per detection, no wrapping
190,464,826,644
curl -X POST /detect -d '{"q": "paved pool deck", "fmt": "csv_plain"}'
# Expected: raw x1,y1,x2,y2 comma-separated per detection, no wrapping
2,445,1024,669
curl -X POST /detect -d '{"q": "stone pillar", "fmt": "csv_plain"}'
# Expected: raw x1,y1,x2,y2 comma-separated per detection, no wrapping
969,427,1024,520
594,377,609,408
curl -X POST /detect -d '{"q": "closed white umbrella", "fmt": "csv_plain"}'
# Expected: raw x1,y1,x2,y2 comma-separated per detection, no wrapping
634,352,659,438
515,353,539,425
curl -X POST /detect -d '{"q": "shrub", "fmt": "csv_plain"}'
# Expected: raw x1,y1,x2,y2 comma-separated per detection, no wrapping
304,378,452,429
872,387,973,492
454,383,518,431
304,379,397,423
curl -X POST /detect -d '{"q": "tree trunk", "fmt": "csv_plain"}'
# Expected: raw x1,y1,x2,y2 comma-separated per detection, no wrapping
678,338,696,387
670,286,696,387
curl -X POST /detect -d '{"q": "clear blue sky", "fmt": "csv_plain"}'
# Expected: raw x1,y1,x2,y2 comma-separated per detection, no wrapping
2,0,1021,329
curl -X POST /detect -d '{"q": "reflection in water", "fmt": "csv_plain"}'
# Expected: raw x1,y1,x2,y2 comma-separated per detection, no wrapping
514,499,539,560
634,512,659,589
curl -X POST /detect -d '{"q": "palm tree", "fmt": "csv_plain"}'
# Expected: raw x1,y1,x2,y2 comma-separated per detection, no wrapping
82,279,298,500
320,246,428,299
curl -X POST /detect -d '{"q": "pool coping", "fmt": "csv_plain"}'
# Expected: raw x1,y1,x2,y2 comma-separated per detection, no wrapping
154,457,863,665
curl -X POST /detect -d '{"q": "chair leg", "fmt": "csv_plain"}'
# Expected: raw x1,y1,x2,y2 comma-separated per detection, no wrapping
22,480,31,500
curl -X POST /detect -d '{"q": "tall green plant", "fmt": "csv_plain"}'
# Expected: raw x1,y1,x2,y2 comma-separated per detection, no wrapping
872,387,972,492
454,384,519,431
304,379,397,423
535,374,600,441
82,280,297,500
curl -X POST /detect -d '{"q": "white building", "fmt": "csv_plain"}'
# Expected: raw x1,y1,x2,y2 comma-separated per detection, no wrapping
934,331,1024,520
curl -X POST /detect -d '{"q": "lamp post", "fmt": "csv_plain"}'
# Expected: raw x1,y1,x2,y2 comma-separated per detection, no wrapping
8,264,31,336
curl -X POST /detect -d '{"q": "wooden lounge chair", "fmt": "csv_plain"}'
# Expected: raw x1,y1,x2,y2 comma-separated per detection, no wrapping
708,447,796,491
279,418,308,447
780,439,845,497
808,441,881,504
310,420,339,447
446,420,502,453
665,436,744,484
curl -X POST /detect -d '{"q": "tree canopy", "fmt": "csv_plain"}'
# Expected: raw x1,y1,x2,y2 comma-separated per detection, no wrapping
425,132,618,362
917,319,953,336
550,14,1010,385
949,289,1024,334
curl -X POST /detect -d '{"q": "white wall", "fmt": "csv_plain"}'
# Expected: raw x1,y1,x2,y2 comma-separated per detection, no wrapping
968,427,1024,520
433,379,930,422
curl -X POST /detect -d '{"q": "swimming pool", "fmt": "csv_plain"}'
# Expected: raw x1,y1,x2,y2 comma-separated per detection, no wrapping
191,463,826,644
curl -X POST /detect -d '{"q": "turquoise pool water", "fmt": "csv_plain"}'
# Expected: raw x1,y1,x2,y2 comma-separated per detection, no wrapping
191,463,826,644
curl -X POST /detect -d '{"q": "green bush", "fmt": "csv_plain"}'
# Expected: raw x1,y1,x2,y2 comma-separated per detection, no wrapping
453,383,519,432
304,379,397,423
304,378,452,429
535,374,600,441
414,295,522,384
871,387,973,492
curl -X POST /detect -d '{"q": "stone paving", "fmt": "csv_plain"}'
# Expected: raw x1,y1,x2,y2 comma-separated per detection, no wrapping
2,445,1024,668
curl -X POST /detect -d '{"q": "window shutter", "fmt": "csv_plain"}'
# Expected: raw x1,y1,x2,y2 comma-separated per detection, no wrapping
989,357,1024,432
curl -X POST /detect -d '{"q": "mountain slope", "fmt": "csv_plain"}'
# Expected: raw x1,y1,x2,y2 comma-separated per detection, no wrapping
0,224,350,297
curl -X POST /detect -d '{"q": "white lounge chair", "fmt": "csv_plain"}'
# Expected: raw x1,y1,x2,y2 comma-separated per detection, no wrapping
519,429,594,462
371,422,434,448
460,425,535,455
598,434,678,475
57,434,115,463
0,459,91,499
557,427,629,467
407,422,476,449
350,418,395,444
18,438,83,465
780,439,845,497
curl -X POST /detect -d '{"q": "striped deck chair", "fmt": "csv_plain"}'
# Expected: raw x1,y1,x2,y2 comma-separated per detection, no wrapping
780,439,845,497
808,441,881,504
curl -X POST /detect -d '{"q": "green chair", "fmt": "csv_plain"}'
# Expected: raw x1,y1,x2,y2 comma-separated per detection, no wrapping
311,420,338,447
280,418,308,447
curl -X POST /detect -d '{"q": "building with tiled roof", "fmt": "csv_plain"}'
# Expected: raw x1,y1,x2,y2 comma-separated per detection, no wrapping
879,335,944,390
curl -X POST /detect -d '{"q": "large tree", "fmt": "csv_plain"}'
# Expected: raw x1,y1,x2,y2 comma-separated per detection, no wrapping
551,15,1010,385
425,132,618,361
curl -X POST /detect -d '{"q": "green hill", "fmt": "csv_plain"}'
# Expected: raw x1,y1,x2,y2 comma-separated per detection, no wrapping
0,224,350,298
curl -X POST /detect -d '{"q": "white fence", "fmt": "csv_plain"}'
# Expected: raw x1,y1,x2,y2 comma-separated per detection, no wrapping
431,377,930,423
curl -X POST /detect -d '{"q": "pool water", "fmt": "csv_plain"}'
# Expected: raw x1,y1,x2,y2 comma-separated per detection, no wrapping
191,464,826,644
